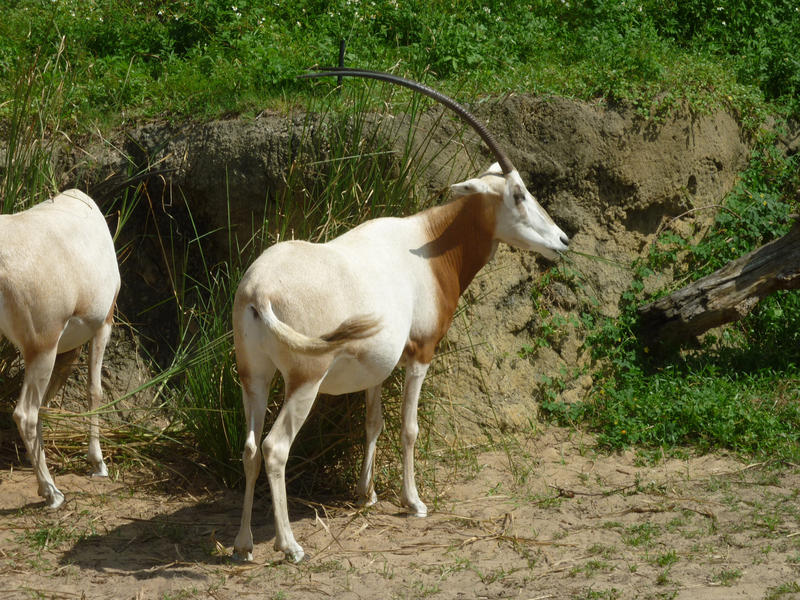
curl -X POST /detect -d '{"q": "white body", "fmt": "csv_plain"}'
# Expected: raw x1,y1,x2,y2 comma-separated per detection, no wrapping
0,189,120,509
232,164,569,562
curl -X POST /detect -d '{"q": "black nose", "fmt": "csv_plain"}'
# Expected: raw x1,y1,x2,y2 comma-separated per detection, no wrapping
560,235,570,247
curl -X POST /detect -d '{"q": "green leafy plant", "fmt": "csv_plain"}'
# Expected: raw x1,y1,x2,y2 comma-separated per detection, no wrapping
1,0,798,128
541,137,800,462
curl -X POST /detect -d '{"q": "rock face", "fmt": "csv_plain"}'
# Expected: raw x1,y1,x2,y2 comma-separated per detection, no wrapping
62,94,751,437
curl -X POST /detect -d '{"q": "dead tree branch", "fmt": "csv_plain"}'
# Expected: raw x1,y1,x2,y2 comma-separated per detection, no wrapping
637,220,800,345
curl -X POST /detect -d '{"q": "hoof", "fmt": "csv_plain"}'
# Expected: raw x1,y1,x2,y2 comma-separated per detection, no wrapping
285,548,306,564
231,549,254,562
276,544,306,565
88,452,108,477
403,501,427,518
91,467,109,478
359,491,378,508
45,490,65,510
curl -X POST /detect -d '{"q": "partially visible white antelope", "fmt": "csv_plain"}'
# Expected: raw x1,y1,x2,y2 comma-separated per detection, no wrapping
0,189,120,509
233,69,570,563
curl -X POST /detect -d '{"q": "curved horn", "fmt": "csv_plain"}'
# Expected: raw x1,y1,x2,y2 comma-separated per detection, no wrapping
299,68,514,175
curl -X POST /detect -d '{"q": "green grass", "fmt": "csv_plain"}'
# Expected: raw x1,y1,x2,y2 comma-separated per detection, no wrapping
574,588,621,600
540,136,800,463
711,568,743,586
766,582,800,600
653,550,679,568
16,521,84,552
622,523,661,548
570,559,613,578
1,39,71,213
0,0,798,131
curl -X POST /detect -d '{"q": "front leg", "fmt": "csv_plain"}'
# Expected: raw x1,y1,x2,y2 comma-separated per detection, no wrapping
399,361,430,517
87,320,113,477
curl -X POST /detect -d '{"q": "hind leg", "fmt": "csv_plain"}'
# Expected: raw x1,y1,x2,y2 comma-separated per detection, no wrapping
262,375,323,563
233,362,275,562
43,348,80,407
13,347,62,508
37,348,81,492
357,384,383,507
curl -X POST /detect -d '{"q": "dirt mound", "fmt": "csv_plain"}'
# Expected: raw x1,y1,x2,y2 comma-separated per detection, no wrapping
433,97,750,437
66,96,749,429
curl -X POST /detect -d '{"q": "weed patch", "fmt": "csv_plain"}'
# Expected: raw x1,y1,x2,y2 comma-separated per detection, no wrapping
1,1,797,129
540,138,800,463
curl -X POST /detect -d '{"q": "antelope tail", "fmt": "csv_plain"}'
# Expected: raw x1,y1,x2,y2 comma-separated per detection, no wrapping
253,301,380,355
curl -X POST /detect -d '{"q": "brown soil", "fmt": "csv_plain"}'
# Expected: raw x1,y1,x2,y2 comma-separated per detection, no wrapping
2,427,798,599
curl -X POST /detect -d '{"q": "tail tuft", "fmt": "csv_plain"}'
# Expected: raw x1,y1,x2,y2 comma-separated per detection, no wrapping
320,315,381,344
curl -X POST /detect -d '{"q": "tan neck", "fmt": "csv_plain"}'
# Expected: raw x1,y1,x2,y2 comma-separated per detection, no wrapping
421,194,497,314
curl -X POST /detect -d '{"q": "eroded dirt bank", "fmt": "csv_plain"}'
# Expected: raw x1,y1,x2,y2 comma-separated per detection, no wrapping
64,95,752,422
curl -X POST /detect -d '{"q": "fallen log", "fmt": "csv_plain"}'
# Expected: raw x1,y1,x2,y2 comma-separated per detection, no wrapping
637,220,800,345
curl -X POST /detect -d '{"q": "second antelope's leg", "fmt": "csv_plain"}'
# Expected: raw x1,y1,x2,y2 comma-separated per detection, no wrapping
233,363,275,562
357,384,383,507
400,361,430,517
87,320,113,477
13,347,62,508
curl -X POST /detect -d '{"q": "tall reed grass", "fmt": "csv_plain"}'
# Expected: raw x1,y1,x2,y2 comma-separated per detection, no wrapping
0,39,72,214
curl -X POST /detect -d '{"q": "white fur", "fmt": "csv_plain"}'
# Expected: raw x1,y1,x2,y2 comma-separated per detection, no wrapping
0,189,120,509
232,165,569,563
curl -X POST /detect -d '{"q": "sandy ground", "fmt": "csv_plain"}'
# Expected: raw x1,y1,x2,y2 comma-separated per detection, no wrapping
1,426,799,600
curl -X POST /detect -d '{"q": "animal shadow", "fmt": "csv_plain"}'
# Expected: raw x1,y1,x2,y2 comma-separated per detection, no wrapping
56,491,292,578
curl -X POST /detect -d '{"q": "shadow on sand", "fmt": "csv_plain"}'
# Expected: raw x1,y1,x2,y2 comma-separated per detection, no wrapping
55,489,304,579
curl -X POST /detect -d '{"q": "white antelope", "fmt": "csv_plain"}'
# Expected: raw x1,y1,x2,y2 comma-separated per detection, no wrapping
232,70,570,563
0,189,120,509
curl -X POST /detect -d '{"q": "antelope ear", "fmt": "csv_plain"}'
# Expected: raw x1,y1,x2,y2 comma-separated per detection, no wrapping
450,178,491,197
485,162,503,176
505,178,526,206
